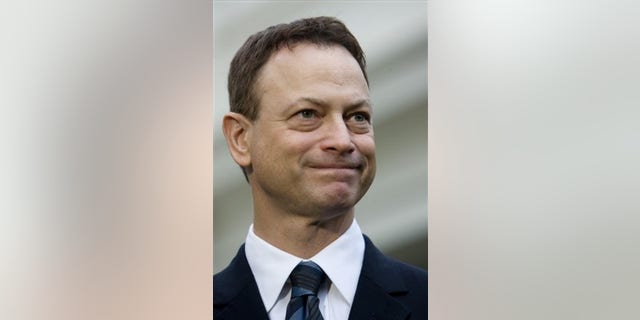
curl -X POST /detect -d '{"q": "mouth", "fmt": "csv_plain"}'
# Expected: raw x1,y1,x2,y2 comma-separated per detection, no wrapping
309,163,362,171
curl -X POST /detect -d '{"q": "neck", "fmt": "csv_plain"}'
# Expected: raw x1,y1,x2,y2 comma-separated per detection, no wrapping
253,209,354,259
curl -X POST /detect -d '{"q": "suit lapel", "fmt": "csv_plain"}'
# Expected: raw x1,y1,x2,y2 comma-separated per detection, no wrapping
214,245,269,320
216,285,269,320
348,236,411,320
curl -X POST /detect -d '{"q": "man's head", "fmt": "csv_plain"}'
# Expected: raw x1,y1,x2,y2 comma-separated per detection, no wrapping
222,17,375,220
227,16,369,121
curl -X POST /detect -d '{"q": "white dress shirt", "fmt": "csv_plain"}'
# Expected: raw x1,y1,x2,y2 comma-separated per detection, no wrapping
245,219,365,320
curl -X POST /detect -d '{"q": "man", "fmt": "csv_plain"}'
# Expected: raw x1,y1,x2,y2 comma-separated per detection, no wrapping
214,16,427,320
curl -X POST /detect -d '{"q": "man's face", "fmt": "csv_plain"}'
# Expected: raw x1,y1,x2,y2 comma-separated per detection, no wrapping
247,43,376,219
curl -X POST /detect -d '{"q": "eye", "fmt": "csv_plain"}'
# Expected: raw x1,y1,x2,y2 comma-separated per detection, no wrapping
346,111,372,133
349,112,370,123
297,109,316,119
352,113,367,122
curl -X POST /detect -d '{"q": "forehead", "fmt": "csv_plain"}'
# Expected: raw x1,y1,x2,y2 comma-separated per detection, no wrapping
267,43,358,72
255,43,369,105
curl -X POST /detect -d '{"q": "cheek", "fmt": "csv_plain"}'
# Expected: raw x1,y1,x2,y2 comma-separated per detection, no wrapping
254,133,314,165
283,133,321,155
355,135,376,158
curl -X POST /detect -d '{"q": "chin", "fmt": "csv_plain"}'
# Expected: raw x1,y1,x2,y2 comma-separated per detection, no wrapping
302,182,363,212
315,193,359,214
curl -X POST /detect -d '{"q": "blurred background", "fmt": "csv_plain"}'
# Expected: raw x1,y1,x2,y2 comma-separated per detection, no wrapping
213,1,429,272
430,1,640,319
1,1,212,319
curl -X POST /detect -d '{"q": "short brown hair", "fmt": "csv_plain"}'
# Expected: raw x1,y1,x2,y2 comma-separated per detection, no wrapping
227,16,369,120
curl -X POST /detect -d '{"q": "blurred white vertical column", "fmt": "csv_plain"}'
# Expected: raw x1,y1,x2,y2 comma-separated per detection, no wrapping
429,1,640,319
1,1,58,318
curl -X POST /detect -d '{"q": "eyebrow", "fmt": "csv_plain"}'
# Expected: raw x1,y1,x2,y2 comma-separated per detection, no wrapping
289,96,372,112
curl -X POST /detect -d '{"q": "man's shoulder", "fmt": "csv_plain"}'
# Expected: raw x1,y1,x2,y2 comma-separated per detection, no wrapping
361,234,427,285
353,235,427,319
362,235,426,268
212,264,234,300
213,245,271,319
213,244,252,303
384,254,428,279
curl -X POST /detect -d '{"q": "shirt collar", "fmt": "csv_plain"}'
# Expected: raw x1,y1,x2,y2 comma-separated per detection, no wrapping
245,219,365,312
310,220,364,305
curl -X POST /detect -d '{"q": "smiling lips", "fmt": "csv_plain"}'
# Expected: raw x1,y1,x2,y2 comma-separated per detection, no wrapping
308,162,362,171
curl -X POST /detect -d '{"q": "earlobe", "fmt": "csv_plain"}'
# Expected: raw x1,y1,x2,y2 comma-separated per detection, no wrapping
222,112,252,167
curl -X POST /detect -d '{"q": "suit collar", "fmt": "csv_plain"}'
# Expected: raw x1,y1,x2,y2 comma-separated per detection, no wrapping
348,235,411,320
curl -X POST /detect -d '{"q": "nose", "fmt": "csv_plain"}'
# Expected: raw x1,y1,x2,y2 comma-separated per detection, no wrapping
320,115,355,154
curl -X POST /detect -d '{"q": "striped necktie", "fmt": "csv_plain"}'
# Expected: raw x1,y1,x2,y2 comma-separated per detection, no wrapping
285,261,326,320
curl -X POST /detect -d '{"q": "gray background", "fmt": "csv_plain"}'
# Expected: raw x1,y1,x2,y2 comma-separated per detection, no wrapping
429,1,640,319
213,1,428,272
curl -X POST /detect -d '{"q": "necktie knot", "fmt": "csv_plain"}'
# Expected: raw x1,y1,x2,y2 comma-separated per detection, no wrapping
286,261,326,320
289,261,326,297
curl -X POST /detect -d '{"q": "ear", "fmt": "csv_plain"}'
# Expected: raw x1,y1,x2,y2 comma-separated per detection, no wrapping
222,112,253,168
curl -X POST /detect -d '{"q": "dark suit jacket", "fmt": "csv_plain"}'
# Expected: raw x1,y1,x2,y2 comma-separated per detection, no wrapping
213,235,428,319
